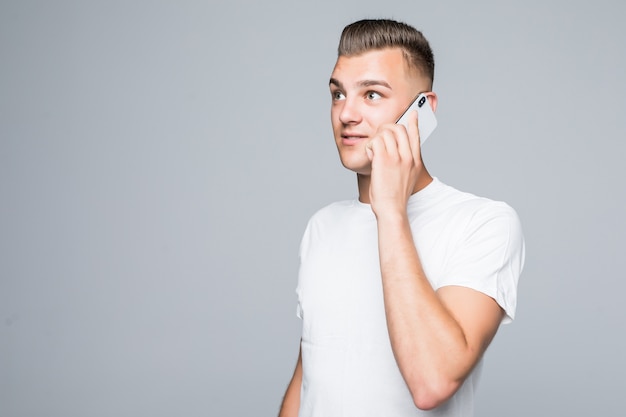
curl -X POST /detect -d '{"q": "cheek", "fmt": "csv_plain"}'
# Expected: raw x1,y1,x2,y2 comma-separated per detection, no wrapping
364,113,385,132
330,108,342,131
371,107,399,129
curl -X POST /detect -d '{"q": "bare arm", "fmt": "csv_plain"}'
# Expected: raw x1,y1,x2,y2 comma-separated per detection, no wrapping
376,212,503,409
365,111,504,409
278,346,302,417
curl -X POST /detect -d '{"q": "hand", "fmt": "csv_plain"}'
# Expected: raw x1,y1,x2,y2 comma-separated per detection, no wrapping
365,110,424,217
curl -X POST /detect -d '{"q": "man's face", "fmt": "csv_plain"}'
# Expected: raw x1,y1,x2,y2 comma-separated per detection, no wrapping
329,48,429,175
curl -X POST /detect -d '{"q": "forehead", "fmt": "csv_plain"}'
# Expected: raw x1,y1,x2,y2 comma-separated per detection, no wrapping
330,48,413,86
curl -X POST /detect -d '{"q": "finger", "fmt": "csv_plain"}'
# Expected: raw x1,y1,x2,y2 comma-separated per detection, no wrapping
406,109,421,162
393,122,413,162
380,129,400,161
369,126,397,160
365,136,385,161
365,140,374,161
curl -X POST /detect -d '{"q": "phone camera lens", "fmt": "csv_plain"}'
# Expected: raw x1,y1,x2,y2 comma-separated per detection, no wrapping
418,96,426,107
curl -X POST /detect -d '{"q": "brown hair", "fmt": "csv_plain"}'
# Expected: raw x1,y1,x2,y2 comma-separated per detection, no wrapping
338,19,435,88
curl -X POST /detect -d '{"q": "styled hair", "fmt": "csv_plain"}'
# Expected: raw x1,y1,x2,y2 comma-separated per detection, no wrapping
338,19,435,88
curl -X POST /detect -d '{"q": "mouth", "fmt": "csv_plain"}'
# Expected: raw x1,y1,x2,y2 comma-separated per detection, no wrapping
341,134,368,145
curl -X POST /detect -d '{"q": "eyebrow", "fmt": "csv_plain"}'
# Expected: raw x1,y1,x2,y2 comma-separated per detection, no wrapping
329,78,392,90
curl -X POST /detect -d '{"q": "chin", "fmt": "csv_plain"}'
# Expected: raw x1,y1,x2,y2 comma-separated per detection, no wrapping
339,156,372,175
336,142,372,174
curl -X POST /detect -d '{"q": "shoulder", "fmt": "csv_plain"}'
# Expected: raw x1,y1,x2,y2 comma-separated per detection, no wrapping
310,199,355,219
432,182,525,321
437,183,526,276
299,199,362,256
305,198,369,230
435,180,522,229
416,180,524,255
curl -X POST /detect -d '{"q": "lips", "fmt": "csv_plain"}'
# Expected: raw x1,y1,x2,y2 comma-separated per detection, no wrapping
341,133,367,145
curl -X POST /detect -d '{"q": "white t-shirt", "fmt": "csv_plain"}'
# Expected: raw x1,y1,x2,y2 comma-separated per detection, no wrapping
296,178,525,417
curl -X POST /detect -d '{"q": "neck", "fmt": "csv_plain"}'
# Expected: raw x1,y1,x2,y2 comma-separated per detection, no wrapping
357,169,433,204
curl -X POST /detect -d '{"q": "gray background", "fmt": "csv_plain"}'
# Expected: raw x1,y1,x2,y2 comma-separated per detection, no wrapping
1,1,625,416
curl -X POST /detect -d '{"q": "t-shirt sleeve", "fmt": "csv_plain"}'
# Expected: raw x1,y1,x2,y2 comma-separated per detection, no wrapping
438,201,525,323
296,217,314,320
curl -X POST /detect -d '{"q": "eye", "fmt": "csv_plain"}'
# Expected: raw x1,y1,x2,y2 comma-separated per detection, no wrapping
366,91,382,100
331,90,346,101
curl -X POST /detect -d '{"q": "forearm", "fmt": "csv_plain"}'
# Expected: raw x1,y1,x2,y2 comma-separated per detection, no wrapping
278,348,302,417
376,212,476,408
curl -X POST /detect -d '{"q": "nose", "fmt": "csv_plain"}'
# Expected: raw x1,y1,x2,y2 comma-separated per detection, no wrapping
338,97,362,125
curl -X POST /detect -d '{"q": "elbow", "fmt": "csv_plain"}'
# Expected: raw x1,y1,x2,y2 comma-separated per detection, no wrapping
409,378,461,411
412,394,447,411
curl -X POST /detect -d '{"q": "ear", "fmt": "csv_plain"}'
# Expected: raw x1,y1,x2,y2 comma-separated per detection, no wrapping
426,92,438,112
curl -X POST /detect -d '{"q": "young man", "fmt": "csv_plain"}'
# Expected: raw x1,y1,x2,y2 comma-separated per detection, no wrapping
279,19,525,417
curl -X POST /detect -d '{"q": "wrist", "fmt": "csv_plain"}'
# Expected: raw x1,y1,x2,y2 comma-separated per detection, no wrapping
373,203,409,225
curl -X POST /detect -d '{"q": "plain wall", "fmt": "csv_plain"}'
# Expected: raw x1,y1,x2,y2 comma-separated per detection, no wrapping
1,1,625,416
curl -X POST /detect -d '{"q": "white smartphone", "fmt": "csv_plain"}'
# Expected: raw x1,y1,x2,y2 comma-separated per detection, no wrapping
395,93,437,145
